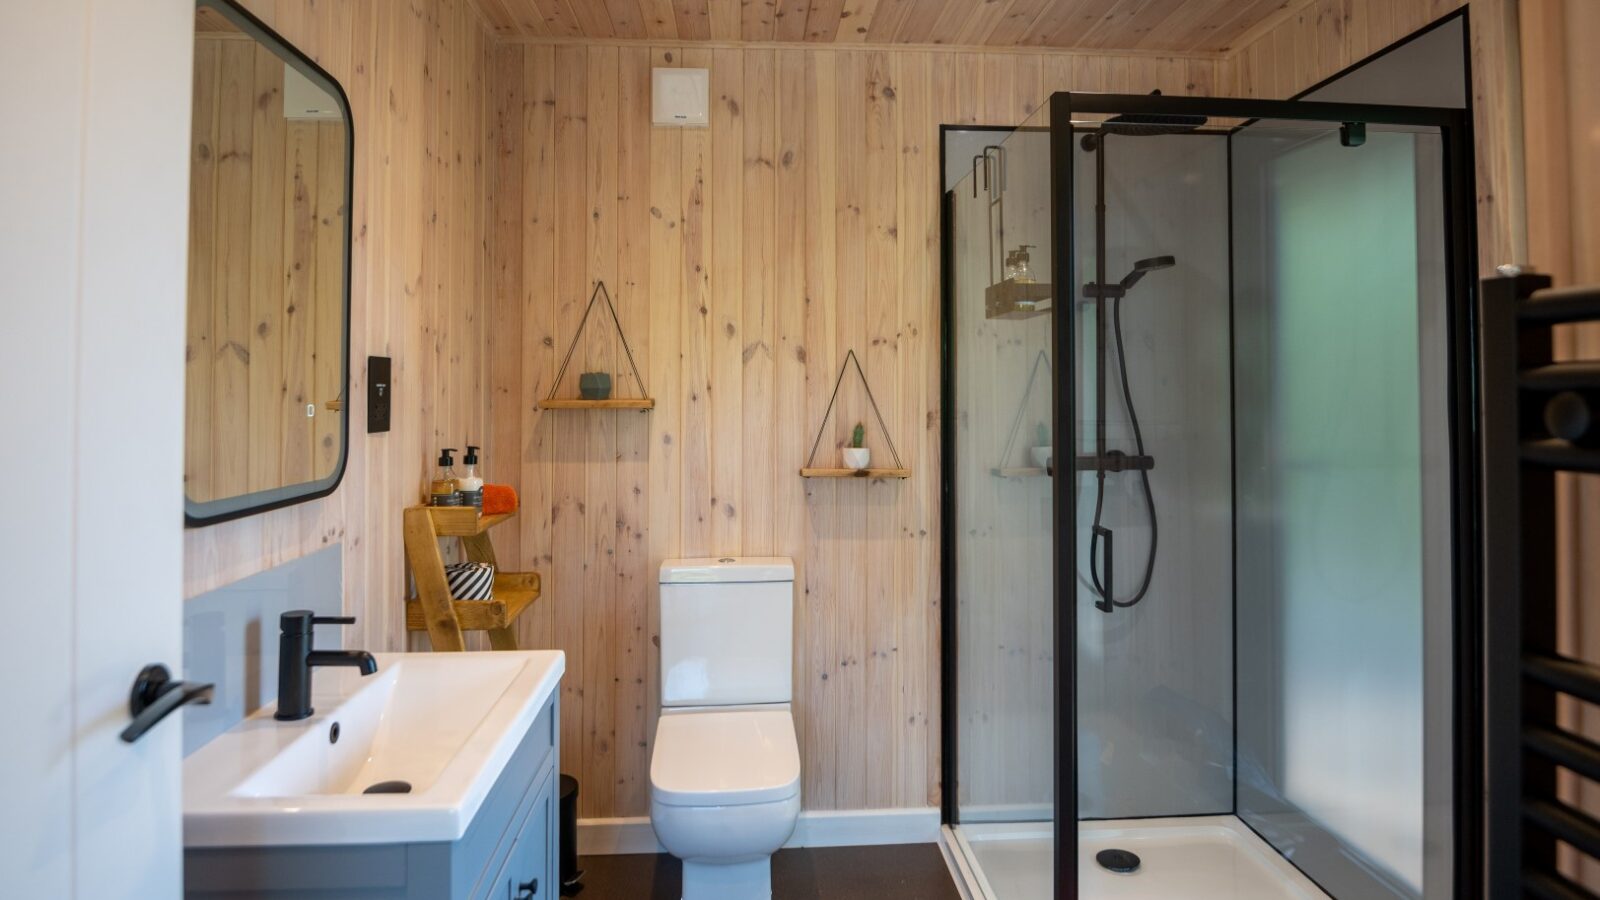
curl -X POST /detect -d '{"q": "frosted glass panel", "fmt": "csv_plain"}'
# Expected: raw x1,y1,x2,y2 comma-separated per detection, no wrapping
1234,121,1448,899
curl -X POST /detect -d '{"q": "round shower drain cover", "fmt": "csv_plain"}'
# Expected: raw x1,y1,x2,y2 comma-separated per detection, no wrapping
1096,848,1141,874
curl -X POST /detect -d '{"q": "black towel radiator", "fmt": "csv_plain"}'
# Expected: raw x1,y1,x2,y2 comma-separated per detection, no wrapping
1482,271,1600,899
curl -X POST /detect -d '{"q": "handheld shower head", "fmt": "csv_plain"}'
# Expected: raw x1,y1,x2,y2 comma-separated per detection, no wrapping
1119,255,1176,291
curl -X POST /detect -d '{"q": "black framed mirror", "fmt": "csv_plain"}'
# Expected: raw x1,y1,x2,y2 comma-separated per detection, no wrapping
185,0,352,526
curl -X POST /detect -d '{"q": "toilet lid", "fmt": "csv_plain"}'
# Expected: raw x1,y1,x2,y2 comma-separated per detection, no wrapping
651,709,800,807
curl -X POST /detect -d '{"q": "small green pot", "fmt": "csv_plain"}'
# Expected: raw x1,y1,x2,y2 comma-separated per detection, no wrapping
579,372,612,400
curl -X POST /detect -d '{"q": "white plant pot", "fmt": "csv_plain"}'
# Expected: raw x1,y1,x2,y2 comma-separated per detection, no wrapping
842,447,871,470
1031,446,1052,470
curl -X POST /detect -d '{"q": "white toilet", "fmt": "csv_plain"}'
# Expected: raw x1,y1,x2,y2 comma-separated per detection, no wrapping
650,557,801,900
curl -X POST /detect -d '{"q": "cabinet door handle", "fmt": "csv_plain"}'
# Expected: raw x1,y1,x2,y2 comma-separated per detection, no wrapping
514,878,538,898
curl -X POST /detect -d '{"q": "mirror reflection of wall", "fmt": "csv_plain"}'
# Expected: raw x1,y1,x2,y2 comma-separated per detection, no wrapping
186,1,349,523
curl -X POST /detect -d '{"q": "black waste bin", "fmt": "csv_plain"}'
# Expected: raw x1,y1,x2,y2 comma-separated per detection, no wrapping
560,774,583,895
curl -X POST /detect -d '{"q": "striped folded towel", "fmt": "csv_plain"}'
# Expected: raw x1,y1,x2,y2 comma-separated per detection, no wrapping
445,562,495,601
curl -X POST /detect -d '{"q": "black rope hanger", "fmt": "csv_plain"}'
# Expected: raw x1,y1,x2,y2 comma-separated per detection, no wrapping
545,281,650,403
803,349,906,473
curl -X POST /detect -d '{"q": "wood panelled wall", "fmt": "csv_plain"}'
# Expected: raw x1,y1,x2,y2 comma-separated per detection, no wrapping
186,36,344,504
181,0,1559,827
1218,0,1526,276
182,0,496,665
484,43,1220,818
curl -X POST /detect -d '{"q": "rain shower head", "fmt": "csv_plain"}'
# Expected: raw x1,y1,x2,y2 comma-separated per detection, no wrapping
1120,255,1176,291
1080,114,1208,149
1102,112,1209,136
1078,91,1209,150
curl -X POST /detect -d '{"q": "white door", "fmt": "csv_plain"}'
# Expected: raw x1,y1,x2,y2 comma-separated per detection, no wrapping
0,1,193,897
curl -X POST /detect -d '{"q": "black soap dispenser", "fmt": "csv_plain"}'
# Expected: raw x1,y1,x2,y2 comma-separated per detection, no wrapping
430,448,461,507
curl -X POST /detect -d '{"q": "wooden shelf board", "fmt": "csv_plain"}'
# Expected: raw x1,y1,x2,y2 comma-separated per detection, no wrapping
985,280,1054,320
406,572,541,632
540,398,655,409
800,467,912,479
987,306,1053,320
410,505,516,536
991,467,1048,477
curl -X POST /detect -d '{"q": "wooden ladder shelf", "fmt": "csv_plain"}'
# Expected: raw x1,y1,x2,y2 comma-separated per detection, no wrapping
403,505,540,652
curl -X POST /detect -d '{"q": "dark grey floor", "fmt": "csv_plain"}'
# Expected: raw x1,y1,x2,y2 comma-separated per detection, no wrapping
569,843,962,900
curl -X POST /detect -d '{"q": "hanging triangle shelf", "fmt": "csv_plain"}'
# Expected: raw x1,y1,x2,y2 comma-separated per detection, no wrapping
542,281,654,410
992,350,1053,478
800,350,910,479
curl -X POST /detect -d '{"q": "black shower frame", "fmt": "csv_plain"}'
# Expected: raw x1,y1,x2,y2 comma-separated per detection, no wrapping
938,91,1480,898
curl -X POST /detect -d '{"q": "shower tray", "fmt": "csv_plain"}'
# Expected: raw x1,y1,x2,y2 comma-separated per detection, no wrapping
949,816,1331,900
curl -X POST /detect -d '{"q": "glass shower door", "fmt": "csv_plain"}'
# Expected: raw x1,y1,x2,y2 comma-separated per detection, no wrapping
946,106,1058,900
1067,116,1235,825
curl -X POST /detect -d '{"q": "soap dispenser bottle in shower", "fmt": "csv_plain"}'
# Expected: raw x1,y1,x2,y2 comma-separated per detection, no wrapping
459,445,484,511
430,448,461,507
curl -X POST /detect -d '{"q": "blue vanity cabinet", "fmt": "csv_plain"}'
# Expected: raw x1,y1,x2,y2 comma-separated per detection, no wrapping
184,697,560,899
479,765,556,900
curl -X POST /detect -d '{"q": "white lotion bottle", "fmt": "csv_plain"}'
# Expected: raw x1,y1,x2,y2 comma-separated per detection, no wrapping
459,444,485,511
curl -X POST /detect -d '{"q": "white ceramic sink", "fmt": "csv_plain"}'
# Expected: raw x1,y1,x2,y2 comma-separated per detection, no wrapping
184,650,563,848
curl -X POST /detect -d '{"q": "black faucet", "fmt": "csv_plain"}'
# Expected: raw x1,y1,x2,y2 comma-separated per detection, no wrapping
275,610,378,721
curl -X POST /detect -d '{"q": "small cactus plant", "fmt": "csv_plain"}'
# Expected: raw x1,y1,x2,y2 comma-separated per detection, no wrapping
850,422,866,449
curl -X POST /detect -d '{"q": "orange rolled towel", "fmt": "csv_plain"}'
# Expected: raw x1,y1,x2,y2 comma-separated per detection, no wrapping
482,483,519,516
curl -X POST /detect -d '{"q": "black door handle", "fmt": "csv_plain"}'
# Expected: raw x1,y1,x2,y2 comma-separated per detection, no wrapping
515,877,538,898
1093,525,1114,613
120,664,214,743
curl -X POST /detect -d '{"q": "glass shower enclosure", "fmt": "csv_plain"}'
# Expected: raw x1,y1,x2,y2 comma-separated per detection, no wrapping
941,94,1478,899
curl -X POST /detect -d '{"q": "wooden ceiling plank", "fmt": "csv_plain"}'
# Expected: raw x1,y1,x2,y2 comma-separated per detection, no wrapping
1019,0,1106,48
491,0,553,37
674,0,714,40
1049,0,1140,49
923,0,988,45
562,0,618,36
637,0,681,38
1093,0,1203,50
861,0,916,42
602,0,649,38
1135,0,1237,53
835,0,883,42
893,0,961,44
982,0,1057,46
772,0,812,42
465,0,520,36
480,0,1270,53
526,0,585,37
742,0,779,41
953,0,1020,46
1206,0,1314,55
803,0,849,41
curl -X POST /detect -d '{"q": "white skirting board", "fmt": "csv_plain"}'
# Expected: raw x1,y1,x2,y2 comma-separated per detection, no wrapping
578,807,941,856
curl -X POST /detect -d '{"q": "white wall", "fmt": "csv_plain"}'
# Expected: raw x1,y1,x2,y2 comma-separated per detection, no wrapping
0,1,193,896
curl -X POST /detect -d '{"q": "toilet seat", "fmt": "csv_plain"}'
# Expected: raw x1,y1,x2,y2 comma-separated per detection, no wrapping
650,708,799,808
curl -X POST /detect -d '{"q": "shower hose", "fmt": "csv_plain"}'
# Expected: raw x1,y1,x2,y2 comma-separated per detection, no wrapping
1087,291,1159,609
